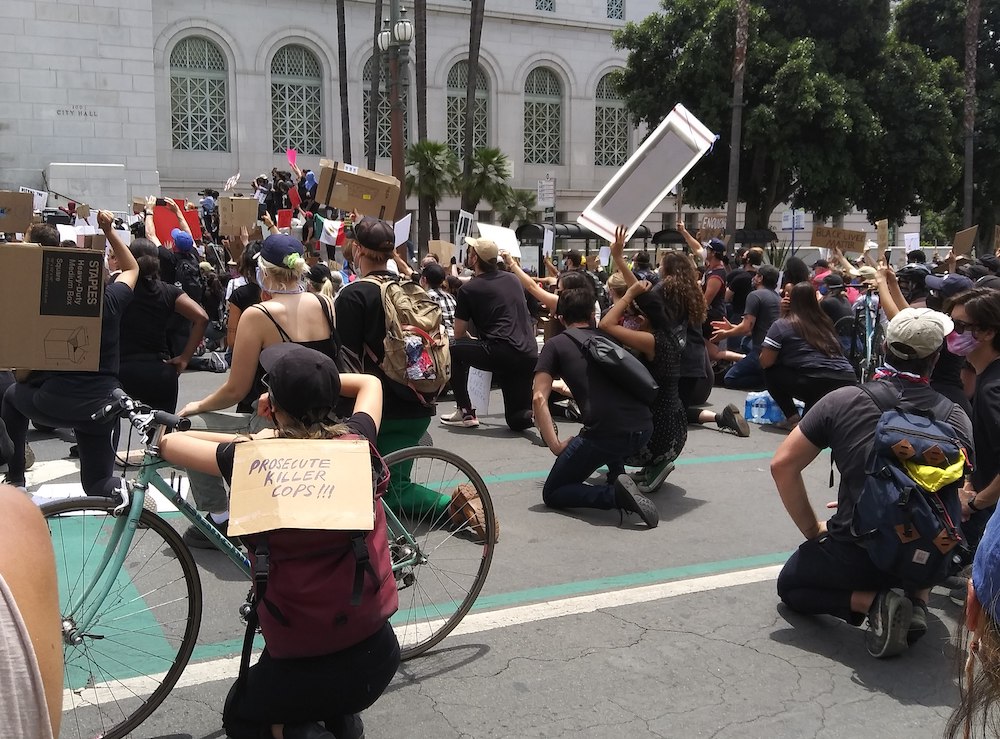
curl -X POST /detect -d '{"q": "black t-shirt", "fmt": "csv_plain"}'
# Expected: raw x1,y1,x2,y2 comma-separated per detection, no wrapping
120,279,182,358
820,294,853,326
702,267,727,321
971,358,1000,492
336,273,432,420
762,318,855,375
931,343,965,392
157,246,177,285
727,268,753,317
535,329,652,439
216,412,376,485
455,271,538,357
798,380,974,541
744,288,781,348
229,283,263,313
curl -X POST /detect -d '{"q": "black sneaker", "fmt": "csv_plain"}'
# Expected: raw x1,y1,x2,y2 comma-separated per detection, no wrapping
182,517,241,550
283,723,335,739
865,589,912,658
717,404,750,437
907,598,928,645
613,474,659,529
326,713,365,739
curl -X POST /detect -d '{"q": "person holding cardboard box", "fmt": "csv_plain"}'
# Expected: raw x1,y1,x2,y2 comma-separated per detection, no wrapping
2,211,139,496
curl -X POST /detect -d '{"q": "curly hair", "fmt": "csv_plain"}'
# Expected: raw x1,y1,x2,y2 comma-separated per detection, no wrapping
659,250,706,326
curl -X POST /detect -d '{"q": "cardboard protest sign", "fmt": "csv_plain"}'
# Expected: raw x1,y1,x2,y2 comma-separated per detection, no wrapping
953,226,978,257
0,191,34,234
228,438,375,536
0,244,105,371
476,223,520,259
578,103,716,243
876,220,889,252
810,225,867,253
316,160,400,218
19,186,48,212
394,213,411,247
699,213,727,239
467,368,492,418
276,209,293,229
904,232,921,254
427,239,455,264
218,197,259,237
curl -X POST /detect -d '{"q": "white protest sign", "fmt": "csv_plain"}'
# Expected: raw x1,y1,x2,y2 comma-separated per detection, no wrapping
56,224,77,243
228,438,374,536
467,368,492,418
579,103,716,242
476,222,520,258
904,232,921,254
19,186,48,212
542,228,554,257
394,213,412,247
598,246,612,266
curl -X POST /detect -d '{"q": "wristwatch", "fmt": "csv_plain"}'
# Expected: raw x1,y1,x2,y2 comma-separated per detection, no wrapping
968,495,982,512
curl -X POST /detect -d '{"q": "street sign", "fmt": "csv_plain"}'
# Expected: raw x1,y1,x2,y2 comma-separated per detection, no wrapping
537,177,556,209
781,210,804,231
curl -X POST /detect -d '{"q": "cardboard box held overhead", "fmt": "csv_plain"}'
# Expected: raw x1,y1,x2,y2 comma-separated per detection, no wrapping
0,244,105,371
0,191,34,234
316,161,400,219
218,197,259,237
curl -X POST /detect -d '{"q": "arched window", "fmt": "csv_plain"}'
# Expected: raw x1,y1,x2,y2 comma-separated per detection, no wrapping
169,36,229,152
594,73,630,167
523,67,562,165
363,56,408,160
447,61,490,156
270,44,323,155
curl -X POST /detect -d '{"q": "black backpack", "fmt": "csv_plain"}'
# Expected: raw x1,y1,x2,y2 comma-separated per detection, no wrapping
563,328,659,404
175,254,205,303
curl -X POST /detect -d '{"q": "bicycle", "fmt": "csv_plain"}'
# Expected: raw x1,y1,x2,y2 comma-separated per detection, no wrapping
42,390,497,739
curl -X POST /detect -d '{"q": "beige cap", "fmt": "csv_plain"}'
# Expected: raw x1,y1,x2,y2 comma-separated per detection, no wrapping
857,266,878,283
885,308,954,360
464,237,499,262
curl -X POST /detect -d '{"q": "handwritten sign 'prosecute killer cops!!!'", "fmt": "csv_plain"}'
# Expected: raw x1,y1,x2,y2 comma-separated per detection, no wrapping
228,439,375,536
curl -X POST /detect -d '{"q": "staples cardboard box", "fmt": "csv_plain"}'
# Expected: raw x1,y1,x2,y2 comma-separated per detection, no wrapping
0,243,105,371
316,160,400,219
218,197,259,236
0,191,34,234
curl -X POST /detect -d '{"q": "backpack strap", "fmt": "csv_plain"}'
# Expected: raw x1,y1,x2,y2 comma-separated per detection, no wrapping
233,536,272,702
252,304,294,342
349,531,379,606
861,378,955,422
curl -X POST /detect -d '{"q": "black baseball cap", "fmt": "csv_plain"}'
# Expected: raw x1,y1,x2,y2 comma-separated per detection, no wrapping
354,217,396,253
925,273,974,299
259,344,341,425
707,238,726,255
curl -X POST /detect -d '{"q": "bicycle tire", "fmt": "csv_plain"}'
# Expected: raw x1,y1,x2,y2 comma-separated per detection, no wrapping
43,497,203,739
382,446,496,660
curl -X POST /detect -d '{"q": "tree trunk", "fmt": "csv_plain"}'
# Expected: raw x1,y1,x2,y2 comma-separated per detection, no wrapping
725,0,750,245
336,0,352,163
429,201,441,241
963,0,981,230
367,0,384,171
418,197,430,259
460,0,486,212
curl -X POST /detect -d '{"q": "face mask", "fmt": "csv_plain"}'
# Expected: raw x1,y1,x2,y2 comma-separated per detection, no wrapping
946,330,979,357
818,285,828,296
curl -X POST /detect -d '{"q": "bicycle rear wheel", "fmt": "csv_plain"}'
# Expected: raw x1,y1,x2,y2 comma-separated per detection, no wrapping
383,447,496,660
43,498,203,739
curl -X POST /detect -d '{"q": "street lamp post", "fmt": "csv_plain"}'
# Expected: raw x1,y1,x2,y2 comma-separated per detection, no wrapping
377,1,412,221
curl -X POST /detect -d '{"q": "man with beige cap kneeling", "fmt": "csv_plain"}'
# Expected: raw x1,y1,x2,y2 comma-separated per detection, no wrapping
440,237,538,431
771,308,974,658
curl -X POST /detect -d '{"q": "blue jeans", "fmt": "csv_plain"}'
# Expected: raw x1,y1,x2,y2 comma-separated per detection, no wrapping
724,347,764,390
542,429,651,510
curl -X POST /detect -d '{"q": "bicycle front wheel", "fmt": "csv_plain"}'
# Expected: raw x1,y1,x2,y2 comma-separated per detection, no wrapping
43,498,203,739
383,446,496,660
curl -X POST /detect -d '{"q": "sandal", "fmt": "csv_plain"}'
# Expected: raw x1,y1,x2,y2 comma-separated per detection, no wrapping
448,483,498,544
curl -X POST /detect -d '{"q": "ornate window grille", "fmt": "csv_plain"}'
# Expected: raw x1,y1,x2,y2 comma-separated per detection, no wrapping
363,56,408,160
270,44,323,155
169,37,229,152
594,74,630,167
523,68,562,165
607,0,624,20
536,0,554,10
446,61,489,156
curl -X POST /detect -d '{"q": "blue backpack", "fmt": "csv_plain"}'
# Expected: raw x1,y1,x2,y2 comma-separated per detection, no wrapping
851,382,969,588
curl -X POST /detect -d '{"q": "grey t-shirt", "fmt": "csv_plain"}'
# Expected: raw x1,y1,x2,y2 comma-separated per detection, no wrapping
745,288,781,348
798,379,974,541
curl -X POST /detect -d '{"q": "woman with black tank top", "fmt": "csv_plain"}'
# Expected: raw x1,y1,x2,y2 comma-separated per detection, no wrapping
118,239,208,413
176,234,340,548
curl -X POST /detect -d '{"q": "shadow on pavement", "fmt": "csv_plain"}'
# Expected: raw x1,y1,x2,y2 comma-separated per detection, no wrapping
388,643,491,691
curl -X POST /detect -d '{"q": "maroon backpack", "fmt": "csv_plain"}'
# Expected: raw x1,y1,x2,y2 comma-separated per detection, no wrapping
238,438,398,662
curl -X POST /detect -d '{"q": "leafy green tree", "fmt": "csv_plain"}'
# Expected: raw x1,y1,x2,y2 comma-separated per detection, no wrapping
458,147,512,215
496,189,540,228
405,141,459,244
613,0,959,229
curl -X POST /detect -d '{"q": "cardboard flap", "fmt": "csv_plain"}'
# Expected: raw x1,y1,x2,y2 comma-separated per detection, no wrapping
228,438,375,536
316,160,401,218
218,197,259,237
0,192,34,234
953,226,978,257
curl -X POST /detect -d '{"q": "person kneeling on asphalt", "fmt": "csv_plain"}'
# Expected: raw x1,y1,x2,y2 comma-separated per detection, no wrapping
771,308,974,658
532,287,659,528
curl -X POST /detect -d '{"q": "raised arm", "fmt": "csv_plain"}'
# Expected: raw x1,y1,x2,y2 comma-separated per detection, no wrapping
609,225,638,289
500,250,556,311
164,198,191,236
99,210,138,290
598,280,655,360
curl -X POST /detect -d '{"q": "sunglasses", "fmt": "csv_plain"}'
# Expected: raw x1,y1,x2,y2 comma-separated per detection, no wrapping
951,319,980,335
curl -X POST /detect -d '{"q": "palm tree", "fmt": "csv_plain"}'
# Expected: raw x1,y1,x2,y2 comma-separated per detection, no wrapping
460,0,487,210
496,189,540,228
406,141,459,243
367,0,384,170
336,0,351,162
459,147,511,215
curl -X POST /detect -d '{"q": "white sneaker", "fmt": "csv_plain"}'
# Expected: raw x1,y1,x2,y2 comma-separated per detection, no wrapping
440,409,480,428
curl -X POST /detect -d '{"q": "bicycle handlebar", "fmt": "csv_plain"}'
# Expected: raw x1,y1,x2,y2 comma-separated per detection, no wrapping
92,389,191,432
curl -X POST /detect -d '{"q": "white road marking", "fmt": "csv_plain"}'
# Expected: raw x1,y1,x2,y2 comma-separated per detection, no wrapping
63,564,781,708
